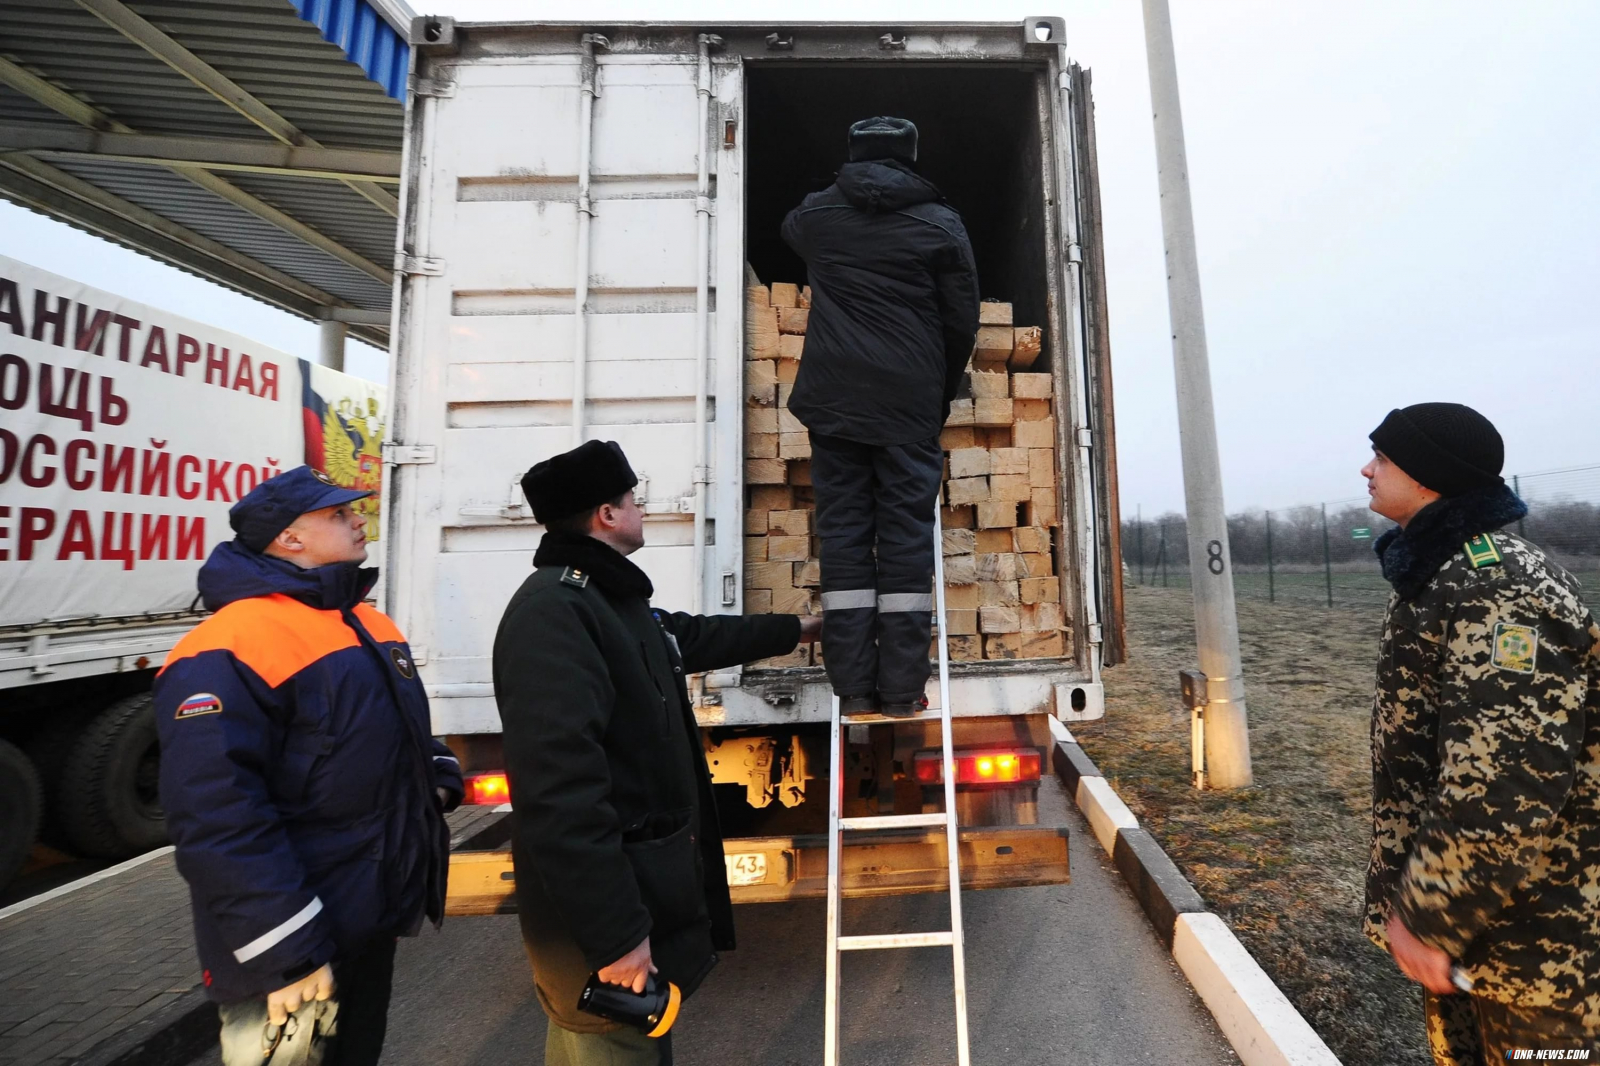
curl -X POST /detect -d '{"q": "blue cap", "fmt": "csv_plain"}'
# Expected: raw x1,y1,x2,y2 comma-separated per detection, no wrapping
229,465,373,552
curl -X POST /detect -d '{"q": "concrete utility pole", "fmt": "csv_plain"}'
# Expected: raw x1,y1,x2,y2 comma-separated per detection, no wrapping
1141,0,1253,788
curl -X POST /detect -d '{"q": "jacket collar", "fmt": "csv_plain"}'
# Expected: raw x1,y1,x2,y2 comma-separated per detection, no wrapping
196,539,378,613
533,531,654,599
1374,483,1528,600
835,159,944,213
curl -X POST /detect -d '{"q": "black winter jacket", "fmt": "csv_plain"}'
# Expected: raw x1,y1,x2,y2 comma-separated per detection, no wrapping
492,532,800,1032
782,160,981,446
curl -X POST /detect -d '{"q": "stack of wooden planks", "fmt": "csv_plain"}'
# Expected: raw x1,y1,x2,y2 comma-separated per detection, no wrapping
744,286,1069,667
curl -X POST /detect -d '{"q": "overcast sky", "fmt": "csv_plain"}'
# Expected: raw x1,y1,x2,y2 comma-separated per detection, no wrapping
4,1,1595,514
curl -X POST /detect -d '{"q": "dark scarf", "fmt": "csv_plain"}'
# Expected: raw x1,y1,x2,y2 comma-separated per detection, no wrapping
1374,483,1528,600
532,530,654,598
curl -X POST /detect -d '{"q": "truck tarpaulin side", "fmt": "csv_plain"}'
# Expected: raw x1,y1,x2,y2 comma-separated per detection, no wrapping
0,255,385,628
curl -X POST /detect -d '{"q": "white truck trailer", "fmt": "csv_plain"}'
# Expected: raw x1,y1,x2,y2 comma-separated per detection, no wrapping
385,18,1127,910
0,255,386,888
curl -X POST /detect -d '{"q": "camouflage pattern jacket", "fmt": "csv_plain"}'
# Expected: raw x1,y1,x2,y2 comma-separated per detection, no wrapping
1365,485,1600,1023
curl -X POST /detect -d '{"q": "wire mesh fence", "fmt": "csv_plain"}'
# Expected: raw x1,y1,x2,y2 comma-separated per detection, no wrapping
1124,463,1600,609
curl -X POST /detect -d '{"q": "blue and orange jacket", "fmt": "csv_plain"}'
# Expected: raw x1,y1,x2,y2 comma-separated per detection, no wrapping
153,540,463,1002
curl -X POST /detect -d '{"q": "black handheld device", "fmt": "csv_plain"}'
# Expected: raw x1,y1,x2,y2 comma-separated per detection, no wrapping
577,973,682,1038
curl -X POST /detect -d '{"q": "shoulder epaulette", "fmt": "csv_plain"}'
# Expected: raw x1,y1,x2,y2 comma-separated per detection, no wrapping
560,566,590,588
1463,534,1502,569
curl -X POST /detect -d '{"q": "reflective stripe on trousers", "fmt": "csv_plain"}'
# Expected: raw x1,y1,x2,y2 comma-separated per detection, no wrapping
877,592,932,613
819,591,933,613
820,589,876,612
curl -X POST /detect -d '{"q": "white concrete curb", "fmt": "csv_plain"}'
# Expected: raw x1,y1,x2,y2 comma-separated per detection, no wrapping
1174,913,1343,1066
1050,716,1343,1066
1075,775,1138,853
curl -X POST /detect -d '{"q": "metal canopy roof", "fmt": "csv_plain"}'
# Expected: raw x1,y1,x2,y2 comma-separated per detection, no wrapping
0,0,414,347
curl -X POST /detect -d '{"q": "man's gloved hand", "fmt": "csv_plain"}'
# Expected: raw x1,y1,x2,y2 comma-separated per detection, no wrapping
597,936,657,994
799,615,823,643
266,963,335,1025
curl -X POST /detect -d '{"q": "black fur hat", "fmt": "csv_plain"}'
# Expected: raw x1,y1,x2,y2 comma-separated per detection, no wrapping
520,440,638,525
848,116,918,163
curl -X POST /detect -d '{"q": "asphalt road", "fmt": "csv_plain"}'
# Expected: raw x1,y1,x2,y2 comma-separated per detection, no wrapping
189,777,1237,1066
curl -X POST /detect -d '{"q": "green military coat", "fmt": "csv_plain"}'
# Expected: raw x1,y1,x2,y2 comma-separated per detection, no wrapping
1367,502,1600,1026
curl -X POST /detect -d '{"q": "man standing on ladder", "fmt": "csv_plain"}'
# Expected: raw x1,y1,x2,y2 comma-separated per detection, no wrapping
783,116,980,716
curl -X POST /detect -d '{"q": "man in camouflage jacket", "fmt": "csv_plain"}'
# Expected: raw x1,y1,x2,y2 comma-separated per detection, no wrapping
1362,402,1599,1062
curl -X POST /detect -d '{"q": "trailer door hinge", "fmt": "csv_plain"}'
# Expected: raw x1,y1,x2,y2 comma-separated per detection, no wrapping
1076,428,1093,448
1065,242,1083,265
640,496,694,516
395,254,444,276
458,477,532,520
383,443,437,465
411,76,456,98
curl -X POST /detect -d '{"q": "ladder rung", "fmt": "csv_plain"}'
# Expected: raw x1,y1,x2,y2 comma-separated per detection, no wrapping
838,812,949,831
838,931,955,951
840,708,945,723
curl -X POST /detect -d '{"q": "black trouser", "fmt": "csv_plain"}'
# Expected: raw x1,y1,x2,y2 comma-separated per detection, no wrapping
216,937,396,1066
326,937,396,1065
810,432,944,702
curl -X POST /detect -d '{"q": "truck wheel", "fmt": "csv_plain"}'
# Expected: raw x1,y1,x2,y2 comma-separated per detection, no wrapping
0,739,43,889
57,694,168,859
26,712,91,847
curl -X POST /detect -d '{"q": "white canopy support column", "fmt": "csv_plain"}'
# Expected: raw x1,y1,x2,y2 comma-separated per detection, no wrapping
319,318,349,372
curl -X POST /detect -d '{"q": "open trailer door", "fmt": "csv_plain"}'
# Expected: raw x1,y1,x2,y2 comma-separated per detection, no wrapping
1069,64,1126,667
388,26,747,734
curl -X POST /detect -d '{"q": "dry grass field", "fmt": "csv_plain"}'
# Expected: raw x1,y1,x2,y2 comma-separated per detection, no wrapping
1079,584,1430,1065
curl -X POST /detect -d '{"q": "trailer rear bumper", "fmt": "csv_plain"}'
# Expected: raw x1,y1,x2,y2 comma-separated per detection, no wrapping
445,824,1069,916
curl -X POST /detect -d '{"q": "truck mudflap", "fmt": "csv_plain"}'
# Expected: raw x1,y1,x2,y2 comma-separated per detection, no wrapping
445,824,1069,916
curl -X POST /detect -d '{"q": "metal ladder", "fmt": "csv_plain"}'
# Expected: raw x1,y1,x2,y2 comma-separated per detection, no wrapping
823,508,970,1066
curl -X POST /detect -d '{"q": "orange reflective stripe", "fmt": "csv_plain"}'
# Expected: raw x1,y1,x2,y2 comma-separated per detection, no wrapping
161,594,362,688
353,604,406,644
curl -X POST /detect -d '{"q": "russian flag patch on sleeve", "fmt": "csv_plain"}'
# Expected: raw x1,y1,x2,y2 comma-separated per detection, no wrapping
175,693,224,719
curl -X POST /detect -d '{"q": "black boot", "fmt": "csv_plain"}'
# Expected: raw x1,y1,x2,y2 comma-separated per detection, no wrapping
878,694,929,719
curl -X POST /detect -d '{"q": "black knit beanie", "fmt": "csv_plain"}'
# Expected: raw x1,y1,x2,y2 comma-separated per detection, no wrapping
1368,402,1504,497
848,117,918,164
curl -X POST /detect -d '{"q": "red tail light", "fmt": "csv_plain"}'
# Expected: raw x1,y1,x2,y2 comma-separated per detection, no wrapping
465,772,510,806
913,748,1042,787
